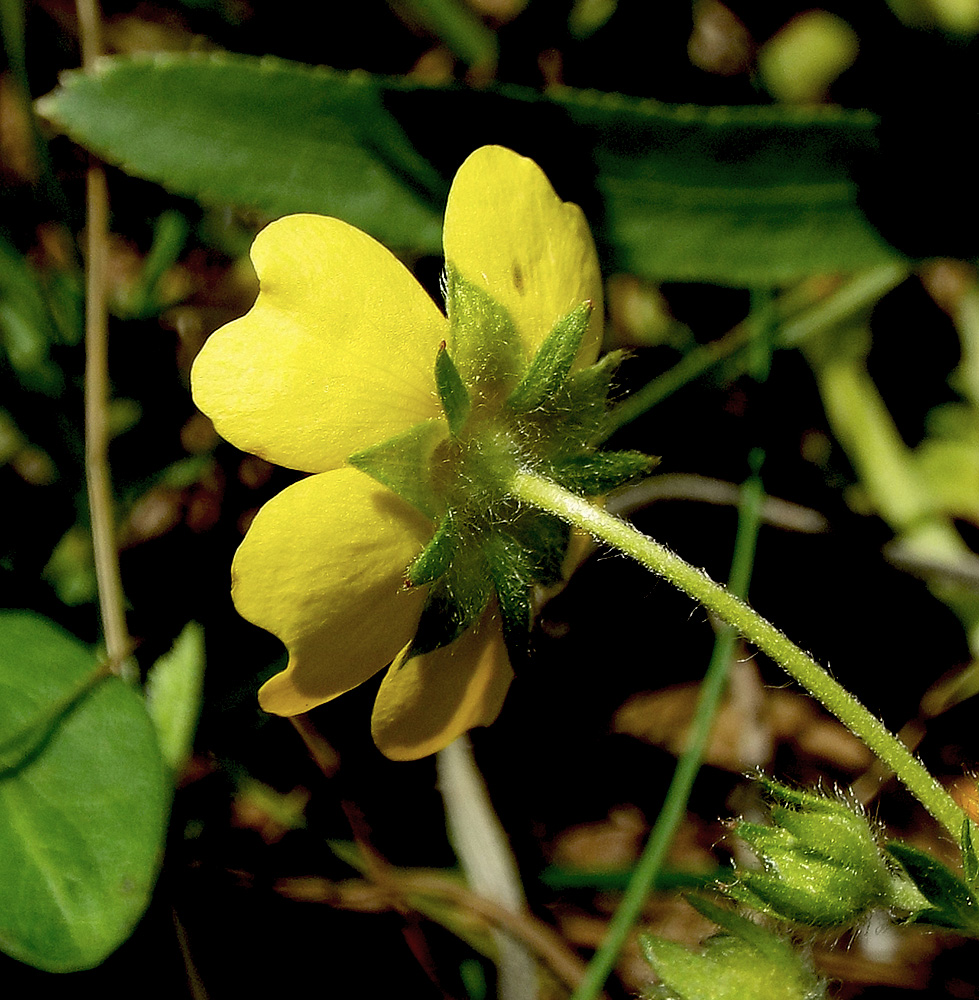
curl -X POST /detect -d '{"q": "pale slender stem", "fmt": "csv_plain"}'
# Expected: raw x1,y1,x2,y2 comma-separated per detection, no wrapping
437,736,536,1000
78,0,131,677
509,469,966,843
76,0,103,66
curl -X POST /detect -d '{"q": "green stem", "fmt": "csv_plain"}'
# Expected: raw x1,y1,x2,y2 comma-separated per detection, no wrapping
509,469,965,843
569,451,767,1000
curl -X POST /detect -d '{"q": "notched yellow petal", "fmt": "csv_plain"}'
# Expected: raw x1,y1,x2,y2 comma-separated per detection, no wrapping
443,146,603,371
371,603,513,760
192,214,445,474
234,467,432,715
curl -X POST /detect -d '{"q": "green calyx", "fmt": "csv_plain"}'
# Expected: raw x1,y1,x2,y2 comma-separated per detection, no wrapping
351,277,655,661
642,895,825,1000
727,778,911,928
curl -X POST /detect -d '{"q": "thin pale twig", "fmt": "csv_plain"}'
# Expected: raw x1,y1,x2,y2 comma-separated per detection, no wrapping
77,0,132,677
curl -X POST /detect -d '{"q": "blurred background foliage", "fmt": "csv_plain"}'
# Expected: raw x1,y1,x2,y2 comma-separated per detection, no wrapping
2,0,979,996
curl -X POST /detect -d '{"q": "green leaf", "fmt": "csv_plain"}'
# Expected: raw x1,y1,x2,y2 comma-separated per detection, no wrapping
144,621,205,776
0,234,72,395
0,611,167,971
37,53,446,253
38,52,903,284
114,209,190,319
886,840,979,933
550,90,898,282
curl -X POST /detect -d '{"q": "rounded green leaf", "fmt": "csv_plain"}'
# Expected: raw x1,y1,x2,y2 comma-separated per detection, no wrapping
0,612,167,971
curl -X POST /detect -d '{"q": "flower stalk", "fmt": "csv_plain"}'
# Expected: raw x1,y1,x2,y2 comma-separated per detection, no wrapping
507,468,966,843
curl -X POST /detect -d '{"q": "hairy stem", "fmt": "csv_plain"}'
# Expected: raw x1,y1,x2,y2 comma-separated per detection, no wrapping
509,469,965,843
570,451,767,1000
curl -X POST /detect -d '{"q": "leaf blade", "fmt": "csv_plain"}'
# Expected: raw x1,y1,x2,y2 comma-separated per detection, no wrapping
0,612,168,971
38,52,905,283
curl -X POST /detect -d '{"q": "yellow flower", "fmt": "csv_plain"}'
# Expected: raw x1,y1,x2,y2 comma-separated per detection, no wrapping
191,145,608,760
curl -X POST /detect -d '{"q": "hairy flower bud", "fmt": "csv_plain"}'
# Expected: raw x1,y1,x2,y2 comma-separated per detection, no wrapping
727,778,899,927
642,895,825,1000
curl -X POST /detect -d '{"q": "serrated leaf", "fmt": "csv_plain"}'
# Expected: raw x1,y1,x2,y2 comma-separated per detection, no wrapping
886,840,979,933
0,611,167,971
552,91,898,282
37,53,445,253
38,52,904,284
144,621,205,776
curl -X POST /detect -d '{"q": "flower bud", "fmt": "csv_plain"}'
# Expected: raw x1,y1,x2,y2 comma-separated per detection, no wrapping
642,895,825,1000
727,778,896,927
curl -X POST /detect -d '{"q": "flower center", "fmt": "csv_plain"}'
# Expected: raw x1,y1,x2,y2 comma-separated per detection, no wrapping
348,291,655,663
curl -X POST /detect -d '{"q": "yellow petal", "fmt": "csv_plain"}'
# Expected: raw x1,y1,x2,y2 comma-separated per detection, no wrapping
233,467,432,715
371,603,513,760
192,214,446,473
443,145,603,369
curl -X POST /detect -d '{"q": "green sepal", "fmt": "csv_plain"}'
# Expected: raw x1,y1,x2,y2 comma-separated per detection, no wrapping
733,820,793,855
435,342,471,437
728,778,895,927
755,775,836,810
561,349,626,443
964,818,979,888
506,300,594,413
484,531,535,657
445,266,523,389
886,840,979,933
726,864,873,928
406,511,458,587
506,508,571,589
348,418,447,519
549,449,658,496
409,549,492,657
510,349,625,458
